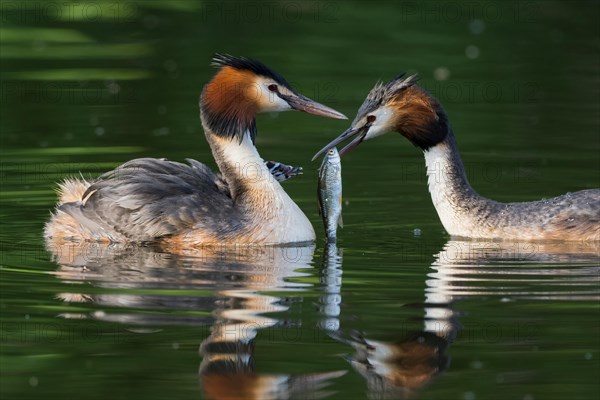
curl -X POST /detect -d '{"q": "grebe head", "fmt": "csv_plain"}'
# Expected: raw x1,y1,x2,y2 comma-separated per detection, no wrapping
313,74,450,159
202,54,346,143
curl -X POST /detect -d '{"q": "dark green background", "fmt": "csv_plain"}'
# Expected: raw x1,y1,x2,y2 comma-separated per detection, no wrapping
1,1,599,399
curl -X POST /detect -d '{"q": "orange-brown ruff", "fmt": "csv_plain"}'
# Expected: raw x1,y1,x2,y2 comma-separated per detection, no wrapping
45,54,347,246
315,74,600,242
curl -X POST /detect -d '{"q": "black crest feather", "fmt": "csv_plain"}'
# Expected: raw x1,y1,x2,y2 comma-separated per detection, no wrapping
211,53,293,90
353,73,418,125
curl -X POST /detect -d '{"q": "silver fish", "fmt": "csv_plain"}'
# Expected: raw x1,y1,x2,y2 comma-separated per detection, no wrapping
318,147,343,242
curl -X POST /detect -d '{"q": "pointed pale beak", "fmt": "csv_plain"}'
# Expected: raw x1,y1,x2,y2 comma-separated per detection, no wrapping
283,93,347,120
312,124,370,161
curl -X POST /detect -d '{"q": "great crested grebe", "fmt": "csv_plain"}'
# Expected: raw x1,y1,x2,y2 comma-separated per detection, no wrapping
45,54,347,246
314,75,600,241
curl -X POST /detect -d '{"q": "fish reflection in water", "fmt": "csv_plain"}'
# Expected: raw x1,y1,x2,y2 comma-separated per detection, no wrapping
48,242,346,400
318,243,344,331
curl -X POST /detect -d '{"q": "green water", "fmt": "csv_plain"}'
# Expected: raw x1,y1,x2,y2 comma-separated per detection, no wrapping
1,1,599,399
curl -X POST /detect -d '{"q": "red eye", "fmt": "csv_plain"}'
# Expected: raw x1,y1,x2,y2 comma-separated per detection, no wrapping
367,115,376,123
268,84,278,92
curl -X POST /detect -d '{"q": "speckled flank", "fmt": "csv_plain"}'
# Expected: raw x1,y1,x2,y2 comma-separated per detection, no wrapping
425,133,600,241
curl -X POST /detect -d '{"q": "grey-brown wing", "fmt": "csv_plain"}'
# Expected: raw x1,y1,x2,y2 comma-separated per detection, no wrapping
541,189,600,235
58,158,241,241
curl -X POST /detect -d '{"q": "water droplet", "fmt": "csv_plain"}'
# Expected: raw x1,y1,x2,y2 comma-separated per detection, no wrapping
433,67,450,81
29,376,38,387
24,314,30,320
584,352,593,360
172,342,180,350
470,360,483,369
464,391,476,400
469,19,486,35
153,127,170,136
413,228,422,236
106,82,120,95
465,45,480,59
95,127,105,136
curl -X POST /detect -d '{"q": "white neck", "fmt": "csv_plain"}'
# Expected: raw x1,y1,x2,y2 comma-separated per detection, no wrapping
423,137,482,237
207,130,315,243
215,131,272,193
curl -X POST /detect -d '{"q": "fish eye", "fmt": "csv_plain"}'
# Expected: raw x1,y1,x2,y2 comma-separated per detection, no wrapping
328,149,335,155
268,84,278,92
367,115,376,124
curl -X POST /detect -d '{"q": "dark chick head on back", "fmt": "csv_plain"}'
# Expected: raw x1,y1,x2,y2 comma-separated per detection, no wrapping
201,54,346,143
